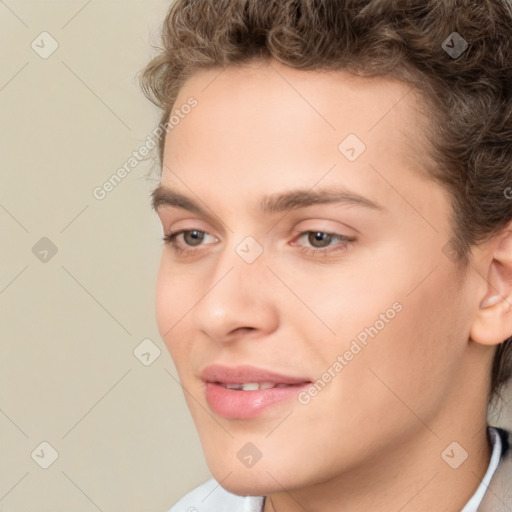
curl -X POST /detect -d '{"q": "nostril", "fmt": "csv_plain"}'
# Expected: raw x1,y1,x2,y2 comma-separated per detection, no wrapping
233,326,255,334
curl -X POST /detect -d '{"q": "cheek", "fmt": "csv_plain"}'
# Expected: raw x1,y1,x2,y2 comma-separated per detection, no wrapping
281,257,404,353
155,260,171,341
155,257,187,357
344,263,469,419
289,246,467,409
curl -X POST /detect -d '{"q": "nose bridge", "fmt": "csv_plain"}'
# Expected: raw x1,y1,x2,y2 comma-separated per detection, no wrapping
205,237,268,308
190,235,276,340
209,230,268,291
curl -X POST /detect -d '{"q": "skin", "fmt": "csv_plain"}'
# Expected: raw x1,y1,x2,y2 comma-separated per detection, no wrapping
153,59,512,511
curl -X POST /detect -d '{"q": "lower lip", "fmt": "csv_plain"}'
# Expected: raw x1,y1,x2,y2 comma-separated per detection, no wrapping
204,382,310,419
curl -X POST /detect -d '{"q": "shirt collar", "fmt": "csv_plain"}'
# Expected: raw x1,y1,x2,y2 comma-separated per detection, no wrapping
460,426,504,512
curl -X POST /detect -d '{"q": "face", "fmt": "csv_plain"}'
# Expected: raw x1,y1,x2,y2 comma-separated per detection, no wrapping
154,60,483,495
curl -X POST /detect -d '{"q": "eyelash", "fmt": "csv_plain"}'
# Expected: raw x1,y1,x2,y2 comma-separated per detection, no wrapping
161,229,355,258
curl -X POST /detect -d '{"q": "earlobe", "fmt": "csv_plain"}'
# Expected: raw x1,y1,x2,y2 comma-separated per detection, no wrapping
470,230,512,346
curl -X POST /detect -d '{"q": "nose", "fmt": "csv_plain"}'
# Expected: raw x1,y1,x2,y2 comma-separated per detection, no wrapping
190,249,279,344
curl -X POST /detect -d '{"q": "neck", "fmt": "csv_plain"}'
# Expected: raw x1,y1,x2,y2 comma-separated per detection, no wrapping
263,420,492,512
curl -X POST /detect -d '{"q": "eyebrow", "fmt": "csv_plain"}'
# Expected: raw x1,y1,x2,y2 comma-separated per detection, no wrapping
151,184,383,216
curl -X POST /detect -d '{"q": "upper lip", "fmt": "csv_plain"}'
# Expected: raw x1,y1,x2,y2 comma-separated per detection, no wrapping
200,364,311,385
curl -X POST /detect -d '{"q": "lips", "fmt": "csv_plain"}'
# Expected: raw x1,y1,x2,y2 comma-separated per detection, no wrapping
200,364,312,419
221,382,298,390
201,364,310,386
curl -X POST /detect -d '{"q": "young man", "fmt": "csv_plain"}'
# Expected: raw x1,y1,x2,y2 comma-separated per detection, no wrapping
141,0,512,510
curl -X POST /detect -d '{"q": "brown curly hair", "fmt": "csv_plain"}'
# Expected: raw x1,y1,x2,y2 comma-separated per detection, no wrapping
139,0,512,401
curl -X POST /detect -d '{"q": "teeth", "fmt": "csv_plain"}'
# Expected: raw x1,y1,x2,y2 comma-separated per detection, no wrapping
225,383,244,390
222,382,277,390
241,382,260,391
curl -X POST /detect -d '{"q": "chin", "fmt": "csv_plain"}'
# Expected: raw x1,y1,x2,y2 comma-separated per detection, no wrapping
206,463,282,496
216,475,274,497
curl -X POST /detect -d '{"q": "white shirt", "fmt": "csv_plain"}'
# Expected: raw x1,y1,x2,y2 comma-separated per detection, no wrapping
169,426,505,512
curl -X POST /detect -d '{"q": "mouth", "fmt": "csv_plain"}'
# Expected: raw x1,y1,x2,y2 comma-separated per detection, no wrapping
216,382,307,391
200,364,312,419
200,363,311,385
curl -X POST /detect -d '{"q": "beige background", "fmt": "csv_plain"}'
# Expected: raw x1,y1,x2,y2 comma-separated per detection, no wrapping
1,2,211,511
1,1,512,511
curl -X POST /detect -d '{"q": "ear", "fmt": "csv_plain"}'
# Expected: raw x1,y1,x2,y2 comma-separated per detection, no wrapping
470,228,512,346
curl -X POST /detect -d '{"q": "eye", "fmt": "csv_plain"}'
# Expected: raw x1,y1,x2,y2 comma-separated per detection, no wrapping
161,229,355,258
162,229,218,255
293,231,356,257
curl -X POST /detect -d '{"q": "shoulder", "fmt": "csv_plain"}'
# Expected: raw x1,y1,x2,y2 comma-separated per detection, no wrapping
480,427,512,512
167,478,265,512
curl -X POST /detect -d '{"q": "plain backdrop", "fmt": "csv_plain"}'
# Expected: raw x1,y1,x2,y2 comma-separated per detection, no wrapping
1,1,511,511
1,2,210,511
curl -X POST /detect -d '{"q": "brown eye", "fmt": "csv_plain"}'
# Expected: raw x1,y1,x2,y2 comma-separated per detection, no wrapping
307,232,333,248
183,230,205,246
162,229,216,252
292,230,356,258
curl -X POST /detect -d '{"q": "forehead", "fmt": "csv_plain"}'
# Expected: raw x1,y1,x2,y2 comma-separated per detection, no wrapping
160,61,439,218
166,61,431,167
